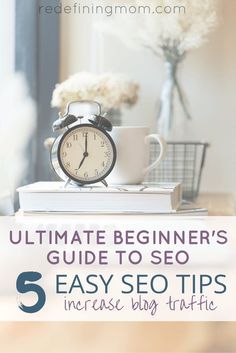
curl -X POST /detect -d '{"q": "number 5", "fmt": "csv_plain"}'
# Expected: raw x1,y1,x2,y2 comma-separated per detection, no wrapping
16,272,46,314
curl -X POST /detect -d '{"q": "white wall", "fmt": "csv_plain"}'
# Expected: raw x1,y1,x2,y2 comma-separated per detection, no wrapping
60,0,236,193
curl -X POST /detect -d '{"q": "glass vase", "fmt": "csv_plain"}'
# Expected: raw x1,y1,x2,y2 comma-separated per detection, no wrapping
157,58,191,139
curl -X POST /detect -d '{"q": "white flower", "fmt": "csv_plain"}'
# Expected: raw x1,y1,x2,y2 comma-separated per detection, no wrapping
51,72,139,113
96,0,218,58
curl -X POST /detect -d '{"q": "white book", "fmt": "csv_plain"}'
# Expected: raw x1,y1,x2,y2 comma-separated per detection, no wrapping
16,207,208,217
17,182,182,214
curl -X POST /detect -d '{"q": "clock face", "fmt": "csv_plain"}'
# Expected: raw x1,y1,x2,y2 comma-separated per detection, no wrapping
58,124,116,184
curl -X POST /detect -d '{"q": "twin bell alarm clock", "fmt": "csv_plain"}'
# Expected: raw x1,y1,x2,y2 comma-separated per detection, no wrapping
51,100,116,187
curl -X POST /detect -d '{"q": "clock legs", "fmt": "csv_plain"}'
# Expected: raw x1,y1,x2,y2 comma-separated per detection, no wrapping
63,178,72,188
63,177,108,188
101,180,108,187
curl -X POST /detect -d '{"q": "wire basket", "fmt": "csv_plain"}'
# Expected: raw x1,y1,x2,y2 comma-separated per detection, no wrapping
146,141,210,200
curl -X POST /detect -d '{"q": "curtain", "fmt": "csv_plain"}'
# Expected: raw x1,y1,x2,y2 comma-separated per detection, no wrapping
15,0,60,182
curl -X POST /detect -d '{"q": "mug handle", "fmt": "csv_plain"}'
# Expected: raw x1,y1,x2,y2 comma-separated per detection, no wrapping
144,134,167,175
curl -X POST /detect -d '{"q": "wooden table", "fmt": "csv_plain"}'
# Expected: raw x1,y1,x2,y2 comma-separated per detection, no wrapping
197,193,236,216
0,194,235,353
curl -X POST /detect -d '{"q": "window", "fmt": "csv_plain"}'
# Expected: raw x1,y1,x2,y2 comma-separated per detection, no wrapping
0,0,15,83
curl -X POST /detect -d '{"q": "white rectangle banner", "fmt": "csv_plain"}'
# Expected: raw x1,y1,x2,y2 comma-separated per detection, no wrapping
0,215,235,321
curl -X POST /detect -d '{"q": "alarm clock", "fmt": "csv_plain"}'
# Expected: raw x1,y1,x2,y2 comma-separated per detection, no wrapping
50,101,116,187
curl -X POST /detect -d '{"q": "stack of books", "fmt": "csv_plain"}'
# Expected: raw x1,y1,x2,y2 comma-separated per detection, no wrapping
17,182,208,215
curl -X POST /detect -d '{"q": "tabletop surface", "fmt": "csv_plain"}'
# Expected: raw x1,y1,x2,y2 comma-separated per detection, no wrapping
197,193,236,216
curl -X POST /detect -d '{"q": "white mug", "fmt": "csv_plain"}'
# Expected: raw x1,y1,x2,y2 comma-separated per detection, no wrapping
107,126,167,185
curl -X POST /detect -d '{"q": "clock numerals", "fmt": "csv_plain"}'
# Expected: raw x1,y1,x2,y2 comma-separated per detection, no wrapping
58,125,115,183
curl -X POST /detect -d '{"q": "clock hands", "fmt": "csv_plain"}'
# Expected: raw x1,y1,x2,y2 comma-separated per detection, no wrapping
77,154,87,170
85,132,88,153
77,133,88,170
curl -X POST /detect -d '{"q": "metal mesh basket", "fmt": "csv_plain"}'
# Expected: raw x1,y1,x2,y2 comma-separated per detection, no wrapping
146,142,209,200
